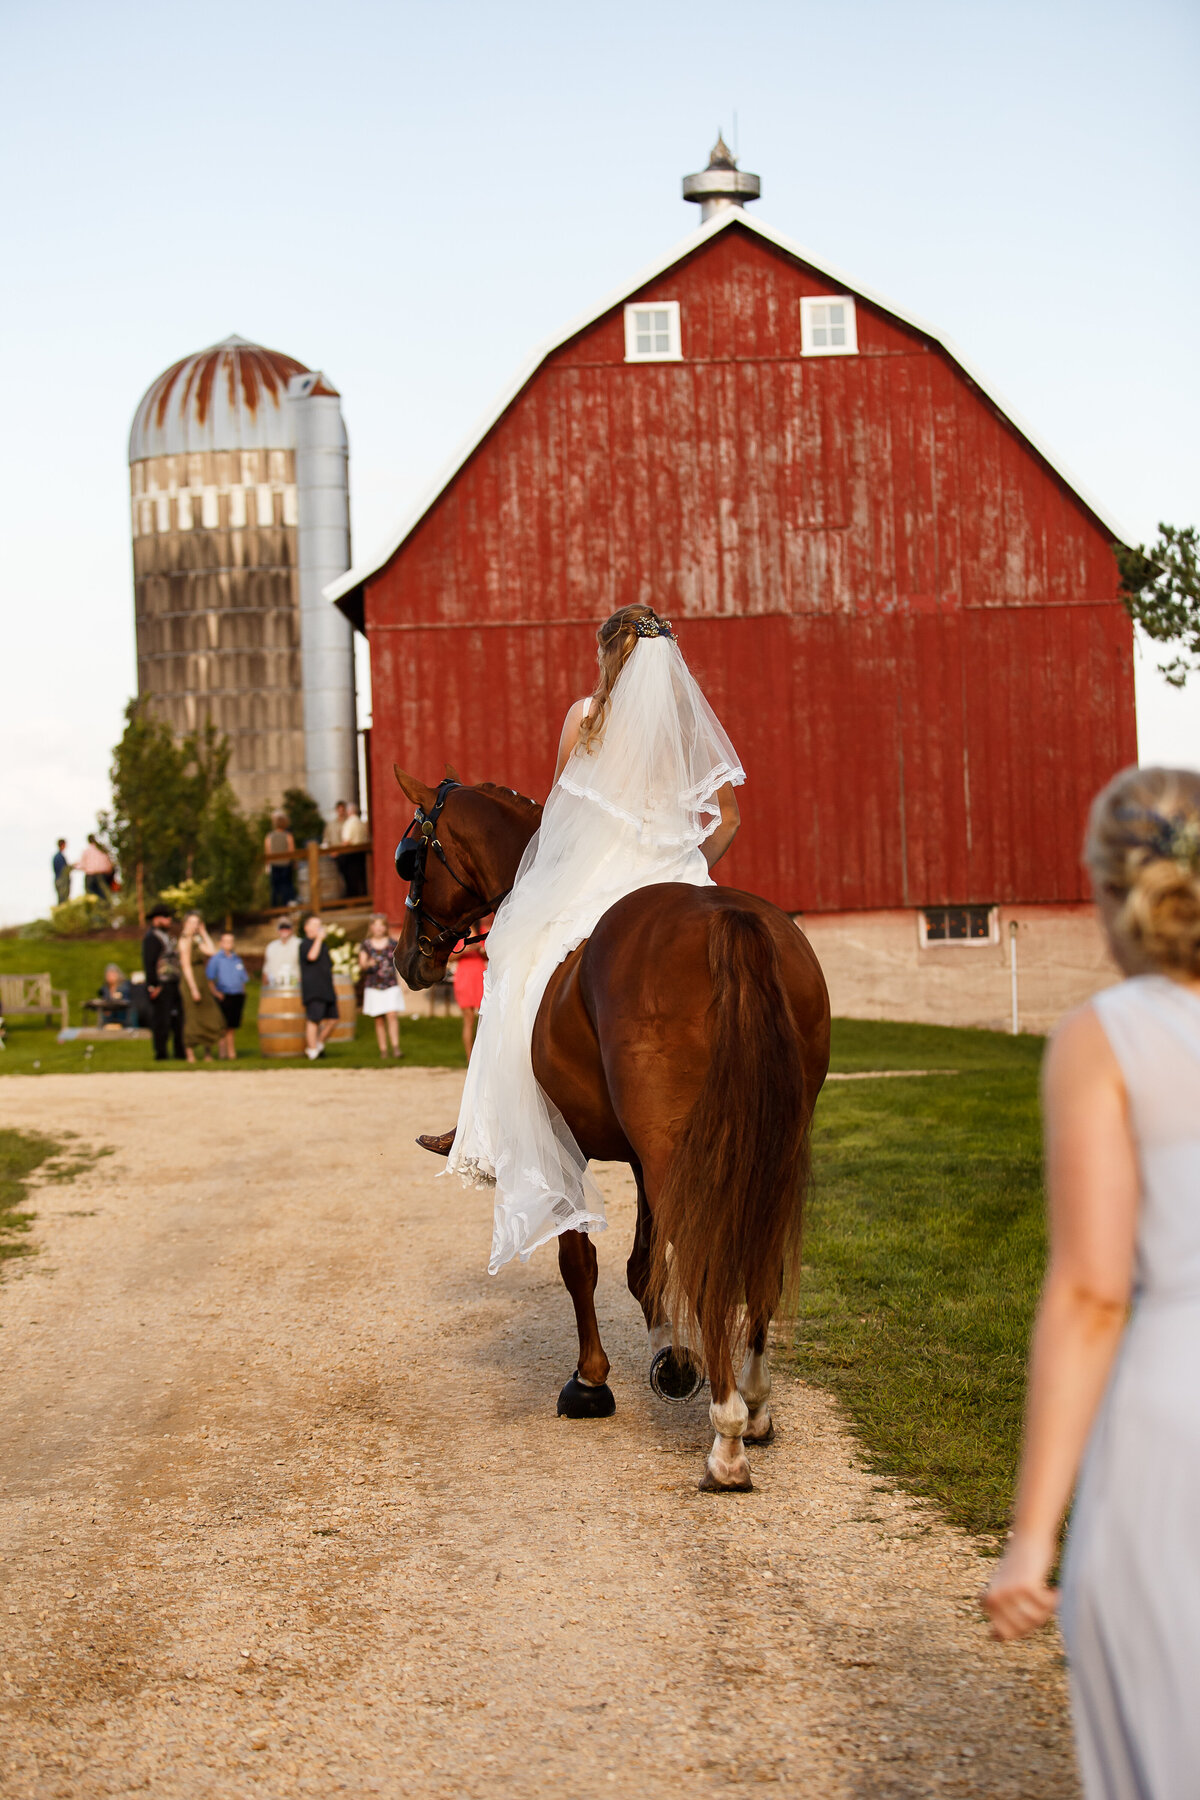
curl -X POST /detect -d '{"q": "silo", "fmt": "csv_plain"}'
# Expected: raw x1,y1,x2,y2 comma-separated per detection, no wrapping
128,335,358,816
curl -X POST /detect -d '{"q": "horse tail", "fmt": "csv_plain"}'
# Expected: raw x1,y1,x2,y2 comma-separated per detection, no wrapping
646,907,809,1367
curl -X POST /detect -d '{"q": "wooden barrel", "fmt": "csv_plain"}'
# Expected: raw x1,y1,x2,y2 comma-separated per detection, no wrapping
258,986,305,1058
332,974,357,1043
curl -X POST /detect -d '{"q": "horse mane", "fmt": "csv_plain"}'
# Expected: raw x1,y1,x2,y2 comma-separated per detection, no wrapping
475,782,542,815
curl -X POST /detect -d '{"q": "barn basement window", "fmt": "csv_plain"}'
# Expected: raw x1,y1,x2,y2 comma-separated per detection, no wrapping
624,302,682,363
800,295,858,357
920,905,998,947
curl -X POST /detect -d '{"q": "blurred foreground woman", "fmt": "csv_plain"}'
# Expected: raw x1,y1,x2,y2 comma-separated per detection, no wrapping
983,767,1200,1799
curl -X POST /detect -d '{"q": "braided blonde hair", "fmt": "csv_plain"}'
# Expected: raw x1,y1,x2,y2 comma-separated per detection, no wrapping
1085,766,1200,979
577,604,671,753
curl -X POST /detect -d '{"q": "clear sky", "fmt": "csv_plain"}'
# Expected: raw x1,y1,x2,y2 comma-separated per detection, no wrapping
1,0,1197,925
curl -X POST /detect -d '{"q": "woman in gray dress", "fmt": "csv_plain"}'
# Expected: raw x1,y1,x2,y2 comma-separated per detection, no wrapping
983,766,1200,1799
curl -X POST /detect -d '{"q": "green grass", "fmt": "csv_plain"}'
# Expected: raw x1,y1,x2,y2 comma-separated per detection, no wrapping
0,1128,96,1267
795,1017,1046,1542
0,935,468,1075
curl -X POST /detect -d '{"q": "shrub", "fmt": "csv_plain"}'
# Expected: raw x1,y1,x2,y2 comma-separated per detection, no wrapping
156,880,205,917
48,895,109,938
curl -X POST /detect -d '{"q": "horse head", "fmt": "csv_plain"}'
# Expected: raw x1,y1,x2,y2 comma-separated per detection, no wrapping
391,767,542,989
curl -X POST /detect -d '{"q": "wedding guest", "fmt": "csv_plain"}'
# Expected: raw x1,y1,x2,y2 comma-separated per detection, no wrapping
93,964,134,1027
263,916,301,988
142,902,184,1062
982,766,1200,1798
75,835,114,900
53,838,70,905
178,911,223,1064
265,812,297,907
206,929,248,1061
340,802,369,898
452,927,488,1059
323,801,349,848
300,913,339,1061
358,915,404,1060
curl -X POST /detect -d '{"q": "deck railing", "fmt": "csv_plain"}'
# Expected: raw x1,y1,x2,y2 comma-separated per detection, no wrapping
264,840,374,915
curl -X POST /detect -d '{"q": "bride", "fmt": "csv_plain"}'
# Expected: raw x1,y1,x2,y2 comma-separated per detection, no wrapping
438,603,744,1274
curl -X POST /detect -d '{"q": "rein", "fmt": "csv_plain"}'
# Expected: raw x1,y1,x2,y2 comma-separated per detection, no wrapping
394,779,510,959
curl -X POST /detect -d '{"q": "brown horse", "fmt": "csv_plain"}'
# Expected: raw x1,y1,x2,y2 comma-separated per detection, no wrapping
392,769,831,1491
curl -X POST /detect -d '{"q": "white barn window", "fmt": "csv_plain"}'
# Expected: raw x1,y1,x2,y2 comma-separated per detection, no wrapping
919,905,998,947
800,295,858,357
624,301,682,363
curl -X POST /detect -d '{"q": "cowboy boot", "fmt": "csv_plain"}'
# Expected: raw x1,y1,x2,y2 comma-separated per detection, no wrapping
416,1129,456,1157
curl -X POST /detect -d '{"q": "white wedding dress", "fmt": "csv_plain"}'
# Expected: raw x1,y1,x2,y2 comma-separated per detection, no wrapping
445,633,744,1273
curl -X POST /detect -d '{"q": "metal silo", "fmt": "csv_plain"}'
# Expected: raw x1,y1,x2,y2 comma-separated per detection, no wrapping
128,335,358,816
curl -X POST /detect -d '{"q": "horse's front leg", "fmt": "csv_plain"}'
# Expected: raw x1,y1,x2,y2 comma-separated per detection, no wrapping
739,1320,775,1446
555,1229,616,1419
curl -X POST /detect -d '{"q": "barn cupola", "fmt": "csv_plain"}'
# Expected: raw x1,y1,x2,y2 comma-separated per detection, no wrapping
682,134,761,224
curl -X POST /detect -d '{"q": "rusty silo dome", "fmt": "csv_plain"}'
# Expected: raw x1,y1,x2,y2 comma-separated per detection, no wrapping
128,334,338,461
128,334,357,817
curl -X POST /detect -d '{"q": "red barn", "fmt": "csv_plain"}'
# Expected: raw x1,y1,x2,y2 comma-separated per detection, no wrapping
331,155,1135,1030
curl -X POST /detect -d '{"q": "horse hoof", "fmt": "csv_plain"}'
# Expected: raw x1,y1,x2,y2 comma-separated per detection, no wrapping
556,1372,616,1419
698,1463,754,1494
649,1346,706,1403
743,1418,776,1446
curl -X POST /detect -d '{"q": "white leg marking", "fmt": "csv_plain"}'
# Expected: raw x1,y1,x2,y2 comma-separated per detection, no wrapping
710,1392,749,1439
704,1390,751,1489
739,1346,773,1441
648,1323,673,1359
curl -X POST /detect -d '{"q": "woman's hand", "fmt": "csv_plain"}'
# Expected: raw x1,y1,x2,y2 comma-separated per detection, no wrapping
980,1531,1058,1640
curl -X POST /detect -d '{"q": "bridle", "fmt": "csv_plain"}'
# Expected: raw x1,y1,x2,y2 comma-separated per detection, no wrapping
394,779,510,959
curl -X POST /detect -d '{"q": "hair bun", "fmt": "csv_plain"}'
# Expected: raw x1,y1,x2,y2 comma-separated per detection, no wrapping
1087,767,1200,979
1123,856,1200,976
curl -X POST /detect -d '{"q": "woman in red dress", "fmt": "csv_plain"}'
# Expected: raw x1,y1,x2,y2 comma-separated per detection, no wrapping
451,925,488,1058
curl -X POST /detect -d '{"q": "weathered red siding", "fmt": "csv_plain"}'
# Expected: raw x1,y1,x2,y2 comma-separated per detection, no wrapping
364,223,1135,917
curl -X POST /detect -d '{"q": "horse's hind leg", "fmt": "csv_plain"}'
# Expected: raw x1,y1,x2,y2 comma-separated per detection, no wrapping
555,1229,616,1419
627,1167,704,1402
698,1315,752,1493
739,1321,774,1446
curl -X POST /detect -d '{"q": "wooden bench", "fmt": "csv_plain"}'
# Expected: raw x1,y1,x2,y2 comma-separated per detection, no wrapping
0,972,70,1031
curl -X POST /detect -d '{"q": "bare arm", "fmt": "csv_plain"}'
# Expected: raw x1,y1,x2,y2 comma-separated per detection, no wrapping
702,784,741,869
981,1005,1138,1640
553,700,588,784
182,942,200,1002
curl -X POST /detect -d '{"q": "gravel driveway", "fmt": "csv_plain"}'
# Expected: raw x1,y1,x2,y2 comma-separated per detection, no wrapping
0,1070,1077,1798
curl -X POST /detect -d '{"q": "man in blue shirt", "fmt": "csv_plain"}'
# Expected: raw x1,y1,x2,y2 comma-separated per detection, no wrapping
206,931,249,1061
53,839,69,905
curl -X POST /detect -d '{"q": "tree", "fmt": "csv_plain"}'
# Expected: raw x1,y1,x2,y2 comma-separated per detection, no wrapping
1116,523,1200,688
282,787,325,846
198,784,264,923
177,718,232,879
102,701,188,925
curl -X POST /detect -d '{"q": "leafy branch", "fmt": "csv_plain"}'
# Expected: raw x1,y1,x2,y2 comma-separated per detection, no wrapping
1115,523,1200,688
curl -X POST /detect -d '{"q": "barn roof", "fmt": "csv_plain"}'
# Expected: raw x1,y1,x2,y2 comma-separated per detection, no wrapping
327,209,1127,626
